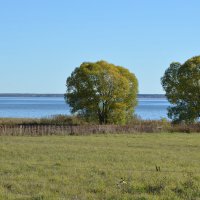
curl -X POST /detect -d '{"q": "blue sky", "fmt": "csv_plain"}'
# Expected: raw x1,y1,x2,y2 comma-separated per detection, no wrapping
0,0,199,94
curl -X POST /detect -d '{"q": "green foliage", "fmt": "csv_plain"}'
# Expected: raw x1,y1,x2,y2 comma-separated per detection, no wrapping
161,56,200,123
65,61,138,125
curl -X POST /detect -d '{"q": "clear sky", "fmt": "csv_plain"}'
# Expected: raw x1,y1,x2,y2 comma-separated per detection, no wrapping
0,0,199,94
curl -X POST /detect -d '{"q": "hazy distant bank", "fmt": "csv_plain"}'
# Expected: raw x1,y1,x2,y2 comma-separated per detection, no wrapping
0,93,165,98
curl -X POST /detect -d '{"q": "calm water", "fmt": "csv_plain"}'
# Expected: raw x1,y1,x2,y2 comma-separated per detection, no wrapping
0,97,170,120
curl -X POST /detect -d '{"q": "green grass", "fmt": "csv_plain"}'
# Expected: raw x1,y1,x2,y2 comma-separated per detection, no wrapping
1,133,200,199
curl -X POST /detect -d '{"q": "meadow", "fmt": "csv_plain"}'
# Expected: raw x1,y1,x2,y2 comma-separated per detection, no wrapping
0,133,200,199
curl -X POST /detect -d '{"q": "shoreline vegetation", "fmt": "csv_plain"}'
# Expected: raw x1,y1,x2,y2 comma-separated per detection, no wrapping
0,115,200,136
0,93,199,135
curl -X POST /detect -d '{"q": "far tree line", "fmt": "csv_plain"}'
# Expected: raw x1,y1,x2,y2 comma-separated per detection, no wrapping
65,56,200,124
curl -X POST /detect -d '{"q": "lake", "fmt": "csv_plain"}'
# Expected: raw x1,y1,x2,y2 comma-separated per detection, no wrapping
0,97,170,120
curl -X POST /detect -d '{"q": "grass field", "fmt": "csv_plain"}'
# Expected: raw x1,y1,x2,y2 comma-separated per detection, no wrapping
0,133,200,200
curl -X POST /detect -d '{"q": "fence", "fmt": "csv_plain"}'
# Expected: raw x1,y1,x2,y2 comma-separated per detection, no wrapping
0,123,164,136
0,123,200,136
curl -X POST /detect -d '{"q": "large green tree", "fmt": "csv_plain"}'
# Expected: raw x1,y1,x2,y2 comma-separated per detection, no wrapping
65,61,138,124
161,56,200,123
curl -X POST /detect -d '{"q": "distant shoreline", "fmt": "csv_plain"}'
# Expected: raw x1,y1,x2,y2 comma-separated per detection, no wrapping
0,93,165,98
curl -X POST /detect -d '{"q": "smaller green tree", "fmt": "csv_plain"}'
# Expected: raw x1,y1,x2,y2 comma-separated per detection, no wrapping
65,61,138,124
161,56,200,123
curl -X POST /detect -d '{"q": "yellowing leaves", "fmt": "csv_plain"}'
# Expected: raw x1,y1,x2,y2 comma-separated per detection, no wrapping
65,60,138,124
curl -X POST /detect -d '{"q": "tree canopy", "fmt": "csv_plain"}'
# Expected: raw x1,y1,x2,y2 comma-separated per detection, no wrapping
65,61,138,124
161,56,200,123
